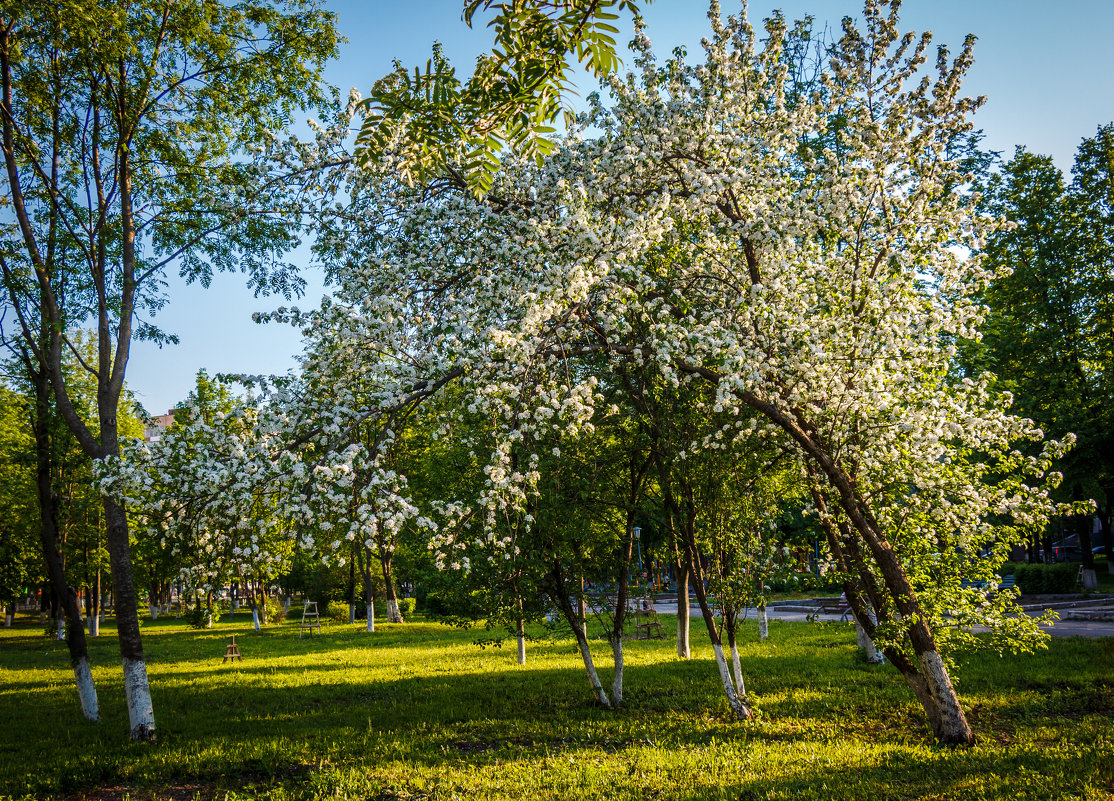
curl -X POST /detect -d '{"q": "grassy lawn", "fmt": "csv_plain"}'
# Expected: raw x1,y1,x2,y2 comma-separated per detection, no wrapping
0,611,1111,801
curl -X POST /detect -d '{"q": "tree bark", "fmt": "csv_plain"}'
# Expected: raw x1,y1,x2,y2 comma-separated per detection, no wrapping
104,497,155,740
380,550,404,623
675,561,691,658
31,372,99,722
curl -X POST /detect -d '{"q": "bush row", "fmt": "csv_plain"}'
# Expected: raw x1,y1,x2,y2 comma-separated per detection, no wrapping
324,598,416,622
1000,562,1079,594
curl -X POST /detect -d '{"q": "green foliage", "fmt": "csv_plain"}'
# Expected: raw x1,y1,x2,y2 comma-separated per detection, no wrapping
262,596,287,625
187,601,222,629
358,0,648,194
325,601,350,623
0,616,1111,799
1010,563,1080,595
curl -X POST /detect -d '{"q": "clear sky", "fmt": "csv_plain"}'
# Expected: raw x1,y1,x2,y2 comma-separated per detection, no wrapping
126,0,1114,415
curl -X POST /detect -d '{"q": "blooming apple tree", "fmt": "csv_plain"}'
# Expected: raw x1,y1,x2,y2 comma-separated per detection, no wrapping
280,1,1069,744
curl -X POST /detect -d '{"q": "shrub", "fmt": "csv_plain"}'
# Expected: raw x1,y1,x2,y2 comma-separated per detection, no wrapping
1012,564,1078,594
263,596,287,624
326,601,349,622
188,603,221,629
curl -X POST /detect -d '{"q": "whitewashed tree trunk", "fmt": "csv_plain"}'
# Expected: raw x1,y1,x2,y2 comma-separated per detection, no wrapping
88,611,99,637
730,641,746,698
56,615,66,640
122,657,155,739
758,604,769,640
516,618,526,665
610,636,624,705
574,632,611,708
676,578,690,658
284,595,291,612
348,603,355,624
148,603,158,620
386,598,403,624
917,649,971,743
366,602,375,633
4,606,11,627
252,608,261,632
711,643,749,719
1081,568,1098,590
856,621,885,664
73,656,99,721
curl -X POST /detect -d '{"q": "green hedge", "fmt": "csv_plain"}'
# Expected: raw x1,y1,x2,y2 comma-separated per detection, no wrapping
1006,563,1078,594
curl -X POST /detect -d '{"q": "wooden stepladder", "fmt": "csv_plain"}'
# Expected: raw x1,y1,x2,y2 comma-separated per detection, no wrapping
299,600,322,638
222,635,243,663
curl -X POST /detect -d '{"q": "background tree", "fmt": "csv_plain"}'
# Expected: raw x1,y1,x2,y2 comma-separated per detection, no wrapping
0,0,340,738
971,128,1114,581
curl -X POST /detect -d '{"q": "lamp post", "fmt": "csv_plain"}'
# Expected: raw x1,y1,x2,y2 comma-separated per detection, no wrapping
633,526,644,585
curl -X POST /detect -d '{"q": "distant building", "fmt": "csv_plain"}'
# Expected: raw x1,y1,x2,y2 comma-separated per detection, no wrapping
144,409,176,443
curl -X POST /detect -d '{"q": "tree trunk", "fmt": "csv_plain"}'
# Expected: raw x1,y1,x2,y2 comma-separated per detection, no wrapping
104,497,155,740
4,604,11,627
675,561,690,658
609,635,625,706
361,546,375,633
32,380,99,722
516,616,526,666
757,602,768,640
805,466,973,746
347,554,356,623
380,551,404,623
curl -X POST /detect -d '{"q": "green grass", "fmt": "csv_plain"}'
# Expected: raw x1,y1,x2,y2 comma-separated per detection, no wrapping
1,610,1111,800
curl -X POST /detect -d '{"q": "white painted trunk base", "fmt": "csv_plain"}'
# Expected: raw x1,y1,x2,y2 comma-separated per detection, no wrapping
4,611,11,628
348,603,356,624
122,657,156,740
917,648,971,743
149,604,158,620
57,617,66,640
366,603,375,633
88,614,100,637
252,609,261,632
730,642,746,698
758,606,769,640
387,598,403,624
1081,568,1098,590
73,656,100,722
610,637,624,705
856,622,885,664
711,643,748,718
516,634,526,665
575,635,611,708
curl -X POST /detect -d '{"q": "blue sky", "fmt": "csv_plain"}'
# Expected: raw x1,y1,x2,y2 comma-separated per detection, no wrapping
127,0,1114,414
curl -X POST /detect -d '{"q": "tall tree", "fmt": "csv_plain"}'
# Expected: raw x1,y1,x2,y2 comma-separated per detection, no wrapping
972,129,1114,580
0,0,339,738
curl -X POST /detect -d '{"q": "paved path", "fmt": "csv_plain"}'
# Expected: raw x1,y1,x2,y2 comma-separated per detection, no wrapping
651,600,1114,638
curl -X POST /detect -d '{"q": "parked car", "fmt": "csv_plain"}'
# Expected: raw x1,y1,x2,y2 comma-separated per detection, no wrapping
1051,544,1082,563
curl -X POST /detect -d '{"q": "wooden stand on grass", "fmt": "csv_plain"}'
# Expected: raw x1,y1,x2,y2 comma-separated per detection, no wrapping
222,635,243,663
628,596,664,640
299,600,322,638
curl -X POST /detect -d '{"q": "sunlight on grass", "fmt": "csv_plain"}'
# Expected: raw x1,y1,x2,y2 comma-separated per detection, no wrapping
0,613,1111,800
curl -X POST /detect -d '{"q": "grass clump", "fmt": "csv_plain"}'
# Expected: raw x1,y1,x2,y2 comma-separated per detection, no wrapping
0,610,1111,800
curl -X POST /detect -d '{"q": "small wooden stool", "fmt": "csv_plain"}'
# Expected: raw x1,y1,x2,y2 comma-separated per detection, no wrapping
222,635,243,663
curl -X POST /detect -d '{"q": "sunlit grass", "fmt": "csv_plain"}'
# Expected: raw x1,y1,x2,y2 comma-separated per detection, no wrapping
0,610,1111,800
